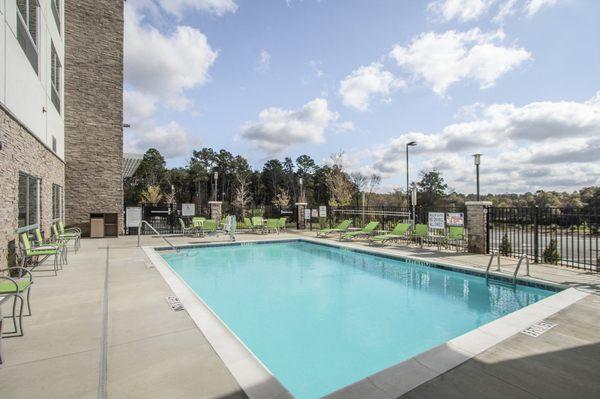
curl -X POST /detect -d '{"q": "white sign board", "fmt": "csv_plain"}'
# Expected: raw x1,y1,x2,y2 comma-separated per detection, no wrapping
181,203,195,217
304,209,311,220
126,207,142,228
446,212,464,227
428,212,445,229
319,206,327,218
311,209,319,218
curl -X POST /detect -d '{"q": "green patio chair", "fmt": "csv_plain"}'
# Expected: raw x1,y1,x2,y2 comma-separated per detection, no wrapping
340,221,379,241
241,217,253,231
278,217,287,231
445,226,466,252
53,223,79,252
0,267,33,338
369,223,411,246
179,218,195,236
201,219,217,236
266,218,280,234
251,217,267,234
19,233,60,276
317,219,352,237
59,221,81,251
412,224,429,247
35,228,67,266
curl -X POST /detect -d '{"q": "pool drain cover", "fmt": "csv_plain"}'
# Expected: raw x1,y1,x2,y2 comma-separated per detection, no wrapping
521,321,557,337
166,296,184,312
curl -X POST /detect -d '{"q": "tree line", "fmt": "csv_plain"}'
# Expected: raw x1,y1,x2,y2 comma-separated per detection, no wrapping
125,148,600,212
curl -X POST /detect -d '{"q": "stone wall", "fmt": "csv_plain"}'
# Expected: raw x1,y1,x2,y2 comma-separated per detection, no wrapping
0,106,65,269
63,0,124,236
466,201,493,254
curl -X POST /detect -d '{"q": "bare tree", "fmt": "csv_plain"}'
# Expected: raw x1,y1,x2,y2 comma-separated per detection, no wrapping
272,188,291,207
349,172,368,193
366,173,382,205
326,152,354,207
233,171,252,217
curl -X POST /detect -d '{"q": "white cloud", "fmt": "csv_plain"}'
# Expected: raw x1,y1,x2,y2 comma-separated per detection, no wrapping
124,90,157,126
255,49,271,73
525,0,561,16
240,98,338,154
125,122,200,159
339,63,405,111
428,0,496,22
493,0,518,21
155,0,237,17
125,3,218,111
390,29,530,95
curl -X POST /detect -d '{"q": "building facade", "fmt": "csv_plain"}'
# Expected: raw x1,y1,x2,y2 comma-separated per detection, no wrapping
0,0,124,268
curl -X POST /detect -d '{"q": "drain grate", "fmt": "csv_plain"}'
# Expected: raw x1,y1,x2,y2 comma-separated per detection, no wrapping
166,296,184,312
521,321,558,337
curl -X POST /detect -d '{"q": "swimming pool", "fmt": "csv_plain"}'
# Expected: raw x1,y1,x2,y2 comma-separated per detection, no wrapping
160,240,556,398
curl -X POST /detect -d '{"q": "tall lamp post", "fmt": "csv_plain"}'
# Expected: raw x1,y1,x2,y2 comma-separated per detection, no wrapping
406,141,417,207
213,171,219,202
473,154,482,201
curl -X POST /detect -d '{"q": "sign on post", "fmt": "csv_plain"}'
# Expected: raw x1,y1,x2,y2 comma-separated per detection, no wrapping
311,209,319,218
446,212,464,226
304,209,311,220
181,203,195,217
126,207,142,228
319,205,327,218
428,212,445,229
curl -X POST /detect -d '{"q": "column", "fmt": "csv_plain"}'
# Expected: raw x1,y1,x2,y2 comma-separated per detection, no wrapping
465,201,492,254
296,202,307,230
208,201,223,222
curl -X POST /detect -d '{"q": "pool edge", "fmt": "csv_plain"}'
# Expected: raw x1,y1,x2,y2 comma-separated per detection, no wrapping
144,238,589,399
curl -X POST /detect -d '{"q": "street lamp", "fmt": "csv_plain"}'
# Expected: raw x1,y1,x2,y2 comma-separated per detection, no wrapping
213,171,219,201
473,154,482,201
298,177,305,203
406,141,417,207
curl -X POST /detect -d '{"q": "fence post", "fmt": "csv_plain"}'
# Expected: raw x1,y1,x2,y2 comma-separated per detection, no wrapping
296,202,307,230
533,205,539,263
465,201,493,254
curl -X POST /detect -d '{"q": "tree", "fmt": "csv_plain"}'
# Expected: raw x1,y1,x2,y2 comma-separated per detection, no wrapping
542,239,561,264
417,170,448,209
272,188,291,207
124,148,167,204
261,160,285,205
325,153,355,207
233,171,252,217
141,185,163,205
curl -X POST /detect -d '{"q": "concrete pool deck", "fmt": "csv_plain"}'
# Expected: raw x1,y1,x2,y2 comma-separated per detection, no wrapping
0,231,599,398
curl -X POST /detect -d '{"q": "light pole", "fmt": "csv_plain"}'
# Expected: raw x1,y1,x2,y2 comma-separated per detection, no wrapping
473,154,482,201
406,141,417,207
298,177,305,203
213,171,219,202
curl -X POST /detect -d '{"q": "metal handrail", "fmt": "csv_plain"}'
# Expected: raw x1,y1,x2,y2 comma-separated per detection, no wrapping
137,221,179,252
513,254,530,285
485,250,500,281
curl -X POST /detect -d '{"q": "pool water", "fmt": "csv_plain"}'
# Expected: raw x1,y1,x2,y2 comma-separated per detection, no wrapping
162,241,555,398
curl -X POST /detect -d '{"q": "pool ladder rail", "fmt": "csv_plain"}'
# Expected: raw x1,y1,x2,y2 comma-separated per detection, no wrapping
486,251,530,285
137,220,180,252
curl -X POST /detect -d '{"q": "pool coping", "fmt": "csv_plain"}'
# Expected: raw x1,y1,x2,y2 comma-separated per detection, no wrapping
144,237,590,399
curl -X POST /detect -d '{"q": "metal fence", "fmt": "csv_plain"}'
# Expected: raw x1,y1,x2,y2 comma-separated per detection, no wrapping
487,206,600,271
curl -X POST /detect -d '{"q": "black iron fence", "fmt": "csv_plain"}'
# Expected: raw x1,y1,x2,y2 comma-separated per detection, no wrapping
487,206,600,271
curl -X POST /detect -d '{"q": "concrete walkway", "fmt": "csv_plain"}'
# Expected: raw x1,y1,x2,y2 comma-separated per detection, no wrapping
0,231,599,398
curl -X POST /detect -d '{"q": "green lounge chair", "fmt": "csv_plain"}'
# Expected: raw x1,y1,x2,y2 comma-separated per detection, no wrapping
266,218,280,233
201,219,217,236
369,223,411,246
317,220,352,237
179,218,195,236
0,267,33,337
19,233,60,276
278,217,287,231
340,221,379,241
412,224,429,247
251,217,267,234
445,226,466,251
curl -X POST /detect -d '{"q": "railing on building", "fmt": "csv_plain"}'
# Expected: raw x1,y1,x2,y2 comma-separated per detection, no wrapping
487,206,600,271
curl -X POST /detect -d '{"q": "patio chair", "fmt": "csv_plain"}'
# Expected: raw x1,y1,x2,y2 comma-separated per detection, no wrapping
241,217,253,231
278,217,287,231
179,218,195,236
201,219,217,236
19,232,60,276
445,226,466,252
58,221,81,251
266,219,280,234
411,224,429,247
35,228,67,266
317,219,352,238
0,267,33,338
340,221,379,241
369,223,411,246
52,223,79,253
251,217,267,234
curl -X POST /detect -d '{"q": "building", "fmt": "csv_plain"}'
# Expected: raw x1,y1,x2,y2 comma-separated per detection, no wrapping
0,0,124,268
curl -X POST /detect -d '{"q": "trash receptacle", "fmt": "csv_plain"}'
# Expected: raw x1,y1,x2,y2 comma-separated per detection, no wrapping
90,214,105,238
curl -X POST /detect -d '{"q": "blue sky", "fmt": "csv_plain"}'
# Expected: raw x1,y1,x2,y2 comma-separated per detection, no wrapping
123,0,600,194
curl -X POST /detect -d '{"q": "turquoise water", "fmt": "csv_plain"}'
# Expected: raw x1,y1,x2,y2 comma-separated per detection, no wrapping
162,241,554,399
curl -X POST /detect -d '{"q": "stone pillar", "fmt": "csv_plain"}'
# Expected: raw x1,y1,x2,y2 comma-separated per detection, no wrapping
296,203,307,230
209,201,223,221
466,201,492,254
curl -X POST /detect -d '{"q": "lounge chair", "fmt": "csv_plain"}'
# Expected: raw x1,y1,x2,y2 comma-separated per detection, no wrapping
411,224,429,247
34,228,67,266
317,220,352,237
52,223,79,252
278,217,287,231
19,233,60,276
266,219,280,233
179,218,195,236
369,223,411,246
201,219,217,236
0,267,33,338
340,221,379,241
58,221,81,251
445,226,466,251
251,217,267,234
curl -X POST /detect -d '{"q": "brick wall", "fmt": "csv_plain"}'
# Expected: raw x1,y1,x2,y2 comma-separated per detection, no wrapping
466,201,492,254
0,107,65,269
63,0,124,236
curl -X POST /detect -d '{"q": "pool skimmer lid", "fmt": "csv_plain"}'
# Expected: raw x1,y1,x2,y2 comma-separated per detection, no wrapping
521,321,557,337
166,296,184,312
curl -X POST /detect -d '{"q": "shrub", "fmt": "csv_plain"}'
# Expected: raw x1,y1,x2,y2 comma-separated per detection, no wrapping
542,239,561,265
499,233,512,256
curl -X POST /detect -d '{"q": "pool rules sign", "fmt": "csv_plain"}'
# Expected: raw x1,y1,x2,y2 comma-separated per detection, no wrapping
428,212,445,229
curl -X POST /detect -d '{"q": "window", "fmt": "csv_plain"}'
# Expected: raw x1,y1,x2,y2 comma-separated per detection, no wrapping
50,42,61,112
16,0,39,73
52,184,63,220
18,172,41,228
52,135,57,152
51,0,60,33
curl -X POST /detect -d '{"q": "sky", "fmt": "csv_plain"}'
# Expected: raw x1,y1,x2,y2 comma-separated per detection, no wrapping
123,0,600,195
